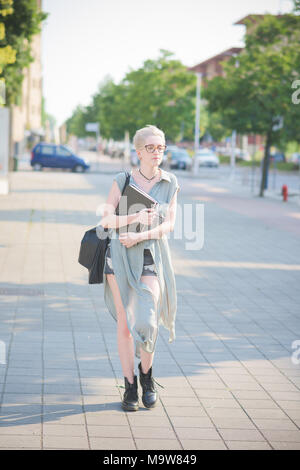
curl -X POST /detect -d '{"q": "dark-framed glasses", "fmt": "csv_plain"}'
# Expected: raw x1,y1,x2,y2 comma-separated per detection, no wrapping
144,144,167,154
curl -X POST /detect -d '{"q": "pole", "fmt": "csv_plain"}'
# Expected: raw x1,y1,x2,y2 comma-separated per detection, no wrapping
229,130,236,181
193,72,202,175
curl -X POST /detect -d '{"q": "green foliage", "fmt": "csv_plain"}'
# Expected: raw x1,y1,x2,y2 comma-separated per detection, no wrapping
0,0,15,81
203,10,300,195
66,105,88,138
0,0,48,104
67,50,197,142
204,13,300,143
293,0,300,12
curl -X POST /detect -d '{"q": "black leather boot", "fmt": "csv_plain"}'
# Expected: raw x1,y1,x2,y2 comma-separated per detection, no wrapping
121,375,139,412
138,362,158,408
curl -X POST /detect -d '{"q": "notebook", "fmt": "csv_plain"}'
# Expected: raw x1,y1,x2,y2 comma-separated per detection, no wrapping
115,182,163,234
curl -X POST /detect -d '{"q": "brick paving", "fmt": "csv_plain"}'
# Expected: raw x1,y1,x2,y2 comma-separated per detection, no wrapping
0,159,300,450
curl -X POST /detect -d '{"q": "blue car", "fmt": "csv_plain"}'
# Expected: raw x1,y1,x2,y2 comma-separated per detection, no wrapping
30,143,90,172
168,149,192,170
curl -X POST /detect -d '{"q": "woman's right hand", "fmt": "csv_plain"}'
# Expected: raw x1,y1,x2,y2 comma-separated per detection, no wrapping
136,207,157,226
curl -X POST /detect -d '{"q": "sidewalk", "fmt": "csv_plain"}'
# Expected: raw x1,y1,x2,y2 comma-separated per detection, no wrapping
0,161,300,450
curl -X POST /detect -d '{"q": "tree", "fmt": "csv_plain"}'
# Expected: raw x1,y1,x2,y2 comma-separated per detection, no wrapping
66,105,88,138
203,10,300,196
66,50,197,143
118,49,196,141
0,0,15,105
0,0,48,105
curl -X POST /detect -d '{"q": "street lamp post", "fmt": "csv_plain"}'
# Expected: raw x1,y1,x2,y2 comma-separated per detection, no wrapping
193,72,202,175
230,129,237,181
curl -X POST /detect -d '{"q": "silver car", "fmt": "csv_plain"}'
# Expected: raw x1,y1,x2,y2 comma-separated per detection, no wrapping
194,149,219,167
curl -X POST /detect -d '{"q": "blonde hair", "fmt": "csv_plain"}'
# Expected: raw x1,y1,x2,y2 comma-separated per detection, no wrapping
133,125,165,150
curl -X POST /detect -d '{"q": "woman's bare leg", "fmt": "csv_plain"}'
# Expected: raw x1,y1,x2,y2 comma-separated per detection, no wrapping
106,273,135,384
139,274,160,374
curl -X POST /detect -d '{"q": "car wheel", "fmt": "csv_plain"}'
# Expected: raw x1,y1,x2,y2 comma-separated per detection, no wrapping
33,163,42,171
73,165,85,173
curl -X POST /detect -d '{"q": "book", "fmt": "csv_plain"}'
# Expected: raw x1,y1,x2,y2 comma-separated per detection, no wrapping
115,182,163,234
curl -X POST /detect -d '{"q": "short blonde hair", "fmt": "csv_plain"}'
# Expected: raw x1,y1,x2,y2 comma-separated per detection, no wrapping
133,125,165,150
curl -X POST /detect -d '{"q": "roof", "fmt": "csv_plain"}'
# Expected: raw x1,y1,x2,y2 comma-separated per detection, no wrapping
234,13,283,25
188,47,243,71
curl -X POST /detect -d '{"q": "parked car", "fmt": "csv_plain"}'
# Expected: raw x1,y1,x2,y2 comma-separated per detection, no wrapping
130,144,166,167
31,143,90,172
194,149,219,167
270,151,286,162
110,142,126,159
167,148,192,170
289,152,300,164
236,151,251,161
130,146,139,166
217,146,250,161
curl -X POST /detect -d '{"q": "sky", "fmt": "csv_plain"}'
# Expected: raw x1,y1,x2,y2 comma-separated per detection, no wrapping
41,0,294,127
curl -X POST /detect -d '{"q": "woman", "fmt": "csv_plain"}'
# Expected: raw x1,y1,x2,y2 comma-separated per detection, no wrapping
100,125,180,411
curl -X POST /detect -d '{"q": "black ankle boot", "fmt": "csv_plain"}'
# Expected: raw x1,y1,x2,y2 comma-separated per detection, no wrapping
121,375,139,412
138,362,158,409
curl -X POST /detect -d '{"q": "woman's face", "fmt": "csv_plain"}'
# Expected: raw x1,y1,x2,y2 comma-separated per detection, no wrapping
137,135,166,168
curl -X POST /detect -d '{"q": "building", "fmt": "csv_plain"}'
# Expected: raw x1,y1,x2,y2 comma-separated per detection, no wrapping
189,14,281,155
9,0,44,165
188,47,243,83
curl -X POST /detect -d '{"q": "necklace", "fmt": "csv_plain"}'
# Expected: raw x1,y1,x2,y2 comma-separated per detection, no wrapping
138,168,159,182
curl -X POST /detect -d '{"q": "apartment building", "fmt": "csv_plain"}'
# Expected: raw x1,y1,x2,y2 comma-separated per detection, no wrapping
9,0,43,162
188,14,278,155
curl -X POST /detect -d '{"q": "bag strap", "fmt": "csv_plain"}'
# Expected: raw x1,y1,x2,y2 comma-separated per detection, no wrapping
122,170,131,194
102,171,131,234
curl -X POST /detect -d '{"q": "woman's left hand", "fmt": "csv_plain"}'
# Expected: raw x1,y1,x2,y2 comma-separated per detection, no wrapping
119,232,142,248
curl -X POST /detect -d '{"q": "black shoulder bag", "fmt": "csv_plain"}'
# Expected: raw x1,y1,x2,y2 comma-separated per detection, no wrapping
78,171,131,284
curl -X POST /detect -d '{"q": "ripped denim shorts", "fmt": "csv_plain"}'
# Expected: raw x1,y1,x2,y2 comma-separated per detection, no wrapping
104,242,157,276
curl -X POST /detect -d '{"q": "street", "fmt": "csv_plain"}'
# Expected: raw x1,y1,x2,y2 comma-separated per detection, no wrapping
0,160,300,450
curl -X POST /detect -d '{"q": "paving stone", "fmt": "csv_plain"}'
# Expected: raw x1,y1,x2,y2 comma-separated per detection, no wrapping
225,440,272,450
270,442,300,450
170,416,214,428
252,419,299,430
0,423,41,435
131,426,177,440
135,439,181,450
175,427,221,440
42,424,86,436
0,435,41,448
127,415,171,427
90,437,136,450
261,430,300,442
218,428,266,441
87,425,132,438
43,435,89,449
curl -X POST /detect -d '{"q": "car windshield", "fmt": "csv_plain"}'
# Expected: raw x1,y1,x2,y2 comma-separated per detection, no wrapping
173,152,188,158
196,151,214,156
62,145,73,153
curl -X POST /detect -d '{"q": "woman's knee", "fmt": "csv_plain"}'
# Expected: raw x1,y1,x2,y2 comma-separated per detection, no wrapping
140,275,160,298
117,311,132,339
117,324,132,340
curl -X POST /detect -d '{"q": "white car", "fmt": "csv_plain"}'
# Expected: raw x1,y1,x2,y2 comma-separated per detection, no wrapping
218,147,250,161
289,153,300,164
194,149,219,167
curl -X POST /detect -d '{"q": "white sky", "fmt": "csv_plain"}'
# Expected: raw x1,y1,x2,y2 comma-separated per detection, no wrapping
41,0,293,127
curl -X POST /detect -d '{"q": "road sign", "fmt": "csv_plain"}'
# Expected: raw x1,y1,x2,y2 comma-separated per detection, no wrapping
86,122,99,132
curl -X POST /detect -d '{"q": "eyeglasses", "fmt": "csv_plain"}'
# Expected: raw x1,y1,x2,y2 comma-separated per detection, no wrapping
144,144,167,154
